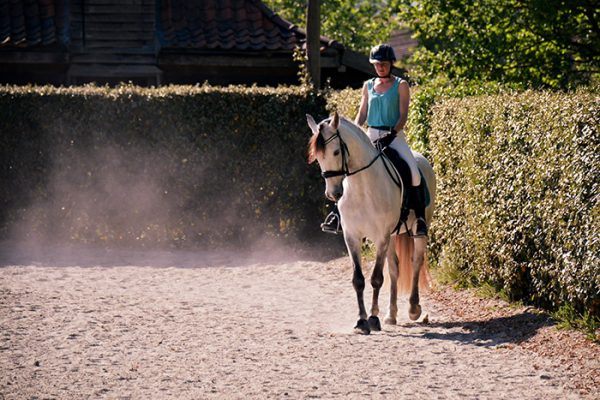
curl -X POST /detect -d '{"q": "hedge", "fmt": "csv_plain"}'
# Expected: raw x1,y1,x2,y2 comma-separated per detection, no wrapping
2,83,597,314
0,84,333,250
325,87,361,121
429,89,599,315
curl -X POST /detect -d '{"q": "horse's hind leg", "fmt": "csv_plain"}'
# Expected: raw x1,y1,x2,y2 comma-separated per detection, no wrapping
345,236,370,334
368,239,390,331
385,242,399,325
408,238,427,320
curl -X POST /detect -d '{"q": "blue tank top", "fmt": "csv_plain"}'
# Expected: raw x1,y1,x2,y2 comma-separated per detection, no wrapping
366,77,401,128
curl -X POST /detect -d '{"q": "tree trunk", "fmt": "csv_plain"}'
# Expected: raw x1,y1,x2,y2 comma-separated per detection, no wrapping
306,0,320,88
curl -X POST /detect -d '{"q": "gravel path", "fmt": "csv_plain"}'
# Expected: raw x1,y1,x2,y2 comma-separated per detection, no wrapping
0,250,597,399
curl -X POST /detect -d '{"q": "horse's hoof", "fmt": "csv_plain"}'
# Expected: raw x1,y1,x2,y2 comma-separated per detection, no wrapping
354,319,371,335
384,316,397,325
368,316,381,331
409,304,422,321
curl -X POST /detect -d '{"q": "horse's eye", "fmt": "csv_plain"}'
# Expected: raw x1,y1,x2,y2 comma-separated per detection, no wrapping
333,149,340,156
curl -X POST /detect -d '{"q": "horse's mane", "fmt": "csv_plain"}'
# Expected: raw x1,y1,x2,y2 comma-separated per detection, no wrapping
307,116,373,163
339,117,374,149
307,127,325,164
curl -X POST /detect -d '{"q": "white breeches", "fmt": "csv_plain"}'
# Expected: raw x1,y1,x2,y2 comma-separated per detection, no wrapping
367,127,421,187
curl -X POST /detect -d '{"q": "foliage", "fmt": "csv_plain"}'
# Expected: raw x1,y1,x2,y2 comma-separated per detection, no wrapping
407,77,513,157
0,84,333,249
429,88,600,316
324,87,361,121
394,0,600,89
264,0,401,54
553,304,599,342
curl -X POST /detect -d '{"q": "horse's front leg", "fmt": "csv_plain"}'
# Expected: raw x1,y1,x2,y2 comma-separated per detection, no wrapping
368,238,390,332
345,235,370,334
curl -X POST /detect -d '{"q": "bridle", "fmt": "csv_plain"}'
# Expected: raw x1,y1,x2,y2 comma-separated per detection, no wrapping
320,129,384,180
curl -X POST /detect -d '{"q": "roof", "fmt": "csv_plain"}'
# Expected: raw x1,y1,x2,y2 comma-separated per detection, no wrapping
1,0,342,53
158,0,341,52
0,0,67,48
0,0,374,87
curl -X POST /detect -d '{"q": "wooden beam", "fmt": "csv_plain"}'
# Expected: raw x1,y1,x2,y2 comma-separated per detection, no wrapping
158,54,297,69
158,52,339,69
340,48,373,76
71,53,155,64
0,51,69,64
67,64,162,79
306,0,320,88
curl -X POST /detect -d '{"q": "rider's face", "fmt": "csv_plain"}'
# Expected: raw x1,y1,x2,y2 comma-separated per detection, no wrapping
373,61,391,77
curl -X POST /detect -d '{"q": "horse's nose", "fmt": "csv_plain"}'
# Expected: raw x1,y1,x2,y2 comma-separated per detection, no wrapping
333,189,343,201
326,188,343,202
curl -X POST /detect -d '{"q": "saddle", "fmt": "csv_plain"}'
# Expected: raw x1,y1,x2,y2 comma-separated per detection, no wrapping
379,145,430,223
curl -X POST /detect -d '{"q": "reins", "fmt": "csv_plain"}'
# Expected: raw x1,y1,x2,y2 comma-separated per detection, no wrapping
321,130,401,191
374,139,402,189
320,130,384,179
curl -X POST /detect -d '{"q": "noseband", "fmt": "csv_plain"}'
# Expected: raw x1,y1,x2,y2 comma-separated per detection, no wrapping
320,129,383,179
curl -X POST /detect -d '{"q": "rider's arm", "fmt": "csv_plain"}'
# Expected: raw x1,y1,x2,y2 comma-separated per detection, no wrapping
393,80,410,133
355,82,369,127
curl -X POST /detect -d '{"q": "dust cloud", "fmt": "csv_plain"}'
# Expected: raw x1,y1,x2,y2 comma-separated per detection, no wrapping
1,127,343,268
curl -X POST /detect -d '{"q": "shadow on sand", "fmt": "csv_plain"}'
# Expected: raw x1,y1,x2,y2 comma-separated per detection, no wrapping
392,312,556,348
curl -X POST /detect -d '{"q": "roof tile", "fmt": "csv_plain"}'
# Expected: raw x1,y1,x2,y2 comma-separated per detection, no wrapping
158,0,334,52
0,0,340,54
1,0,63,48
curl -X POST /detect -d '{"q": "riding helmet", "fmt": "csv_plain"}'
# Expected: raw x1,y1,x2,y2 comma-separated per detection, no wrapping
369,44,396,64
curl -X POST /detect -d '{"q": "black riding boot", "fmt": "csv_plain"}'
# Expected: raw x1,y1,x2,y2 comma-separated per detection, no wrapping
412,184,428,237
321,204,342,234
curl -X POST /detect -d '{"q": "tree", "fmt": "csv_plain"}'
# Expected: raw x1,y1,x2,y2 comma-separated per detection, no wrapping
306,0,321,88
264,0,401,54
393,0,600,89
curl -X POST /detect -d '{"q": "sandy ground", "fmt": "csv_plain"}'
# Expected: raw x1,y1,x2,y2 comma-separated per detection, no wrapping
0,245,598,399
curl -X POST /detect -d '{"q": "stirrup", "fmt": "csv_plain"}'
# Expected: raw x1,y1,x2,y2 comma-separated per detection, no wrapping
414,217,428,238
320,212,342,234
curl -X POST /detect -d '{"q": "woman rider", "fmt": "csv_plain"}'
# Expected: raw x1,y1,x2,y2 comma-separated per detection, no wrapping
321,44,428,237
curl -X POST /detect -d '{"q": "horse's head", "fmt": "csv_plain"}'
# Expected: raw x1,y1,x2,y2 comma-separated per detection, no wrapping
307,112,345,202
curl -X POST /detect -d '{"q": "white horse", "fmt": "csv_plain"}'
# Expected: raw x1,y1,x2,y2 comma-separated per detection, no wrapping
307,112,436,334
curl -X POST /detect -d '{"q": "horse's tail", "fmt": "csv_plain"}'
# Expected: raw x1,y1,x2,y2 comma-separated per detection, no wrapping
395,234,431,295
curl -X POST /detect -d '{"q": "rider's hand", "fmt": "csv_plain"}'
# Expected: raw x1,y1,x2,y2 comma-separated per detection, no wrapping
378,132,395,148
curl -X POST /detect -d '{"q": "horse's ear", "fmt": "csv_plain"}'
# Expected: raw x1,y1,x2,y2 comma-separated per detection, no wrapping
306,114,319,134
330,111,339,129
